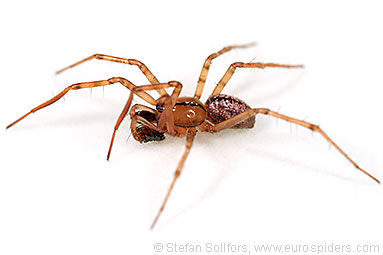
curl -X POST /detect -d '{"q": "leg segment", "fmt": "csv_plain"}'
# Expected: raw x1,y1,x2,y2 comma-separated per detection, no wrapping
152,81,182,136
194,42,256,99
107,81,183,160
56,54,168,96
151,127,197,229
199,108,380,184
6,77,156,129
212,62,304,95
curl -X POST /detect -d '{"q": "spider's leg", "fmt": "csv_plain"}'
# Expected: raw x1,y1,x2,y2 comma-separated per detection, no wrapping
151,127,197,229
199,108,380,184
194,42,256,99
56,54,168,96
211,62,303,95
107,81,182,160
151,81,182,136
6,77,156,129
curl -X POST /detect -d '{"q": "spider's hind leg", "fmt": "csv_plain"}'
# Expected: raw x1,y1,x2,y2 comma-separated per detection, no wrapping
199,107,380,184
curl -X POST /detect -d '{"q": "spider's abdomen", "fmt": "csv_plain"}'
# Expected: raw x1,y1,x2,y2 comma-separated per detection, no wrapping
205,94,255,128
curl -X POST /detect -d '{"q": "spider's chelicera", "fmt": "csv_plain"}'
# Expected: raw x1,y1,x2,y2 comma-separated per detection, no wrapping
7,43,380,229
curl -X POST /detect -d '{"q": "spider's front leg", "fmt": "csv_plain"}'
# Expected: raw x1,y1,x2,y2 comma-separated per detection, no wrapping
6,77,156,130
199,108,380,184
56,53,168,96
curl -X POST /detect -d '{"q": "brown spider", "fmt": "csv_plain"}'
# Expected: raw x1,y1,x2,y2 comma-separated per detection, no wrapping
7,43,380,229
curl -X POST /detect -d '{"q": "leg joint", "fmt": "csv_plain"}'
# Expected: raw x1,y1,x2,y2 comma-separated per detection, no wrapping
231,62,244,68
174,170,181,178
308,123,320,131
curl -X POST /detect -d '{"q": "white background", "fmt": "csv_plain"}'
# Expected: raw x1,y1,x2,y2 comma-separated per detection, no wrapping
1,1,382,254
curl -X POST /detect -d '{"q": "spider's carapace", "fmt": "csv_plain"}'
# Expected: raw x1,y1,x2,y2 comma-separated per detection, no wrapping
172,97,207,128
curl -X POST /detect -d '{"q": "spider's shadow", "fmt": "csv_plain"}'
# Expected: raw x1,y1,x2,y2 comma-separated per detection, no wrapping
156,125,374,229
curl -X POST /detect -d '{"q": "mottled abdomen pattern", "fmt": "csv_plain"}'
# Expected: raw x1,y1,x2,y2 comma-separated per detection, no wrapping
205,94,255,128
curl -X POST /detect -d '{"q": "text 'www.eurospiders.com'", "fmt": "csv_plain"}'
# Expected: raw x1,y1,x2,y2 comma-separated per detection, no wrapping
153,242,381,254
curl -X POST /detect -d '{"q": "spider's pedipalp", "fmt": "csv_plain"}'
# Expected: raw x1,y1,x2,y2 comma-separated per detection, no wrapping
107,81,183,160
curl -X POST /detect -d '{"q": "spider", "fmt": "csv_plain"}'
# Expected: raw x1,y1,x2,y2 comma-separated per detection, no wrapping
7,43,380,229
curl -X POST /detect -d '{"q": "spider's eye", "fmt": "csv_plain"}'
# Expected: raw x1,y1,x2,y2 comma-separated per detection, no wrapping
156,104,164,113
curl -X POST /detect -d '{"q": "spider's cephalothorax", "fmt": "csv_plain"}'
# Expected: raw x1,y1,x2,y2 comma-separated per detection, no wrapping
171,97,207,128
7,43,379,230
